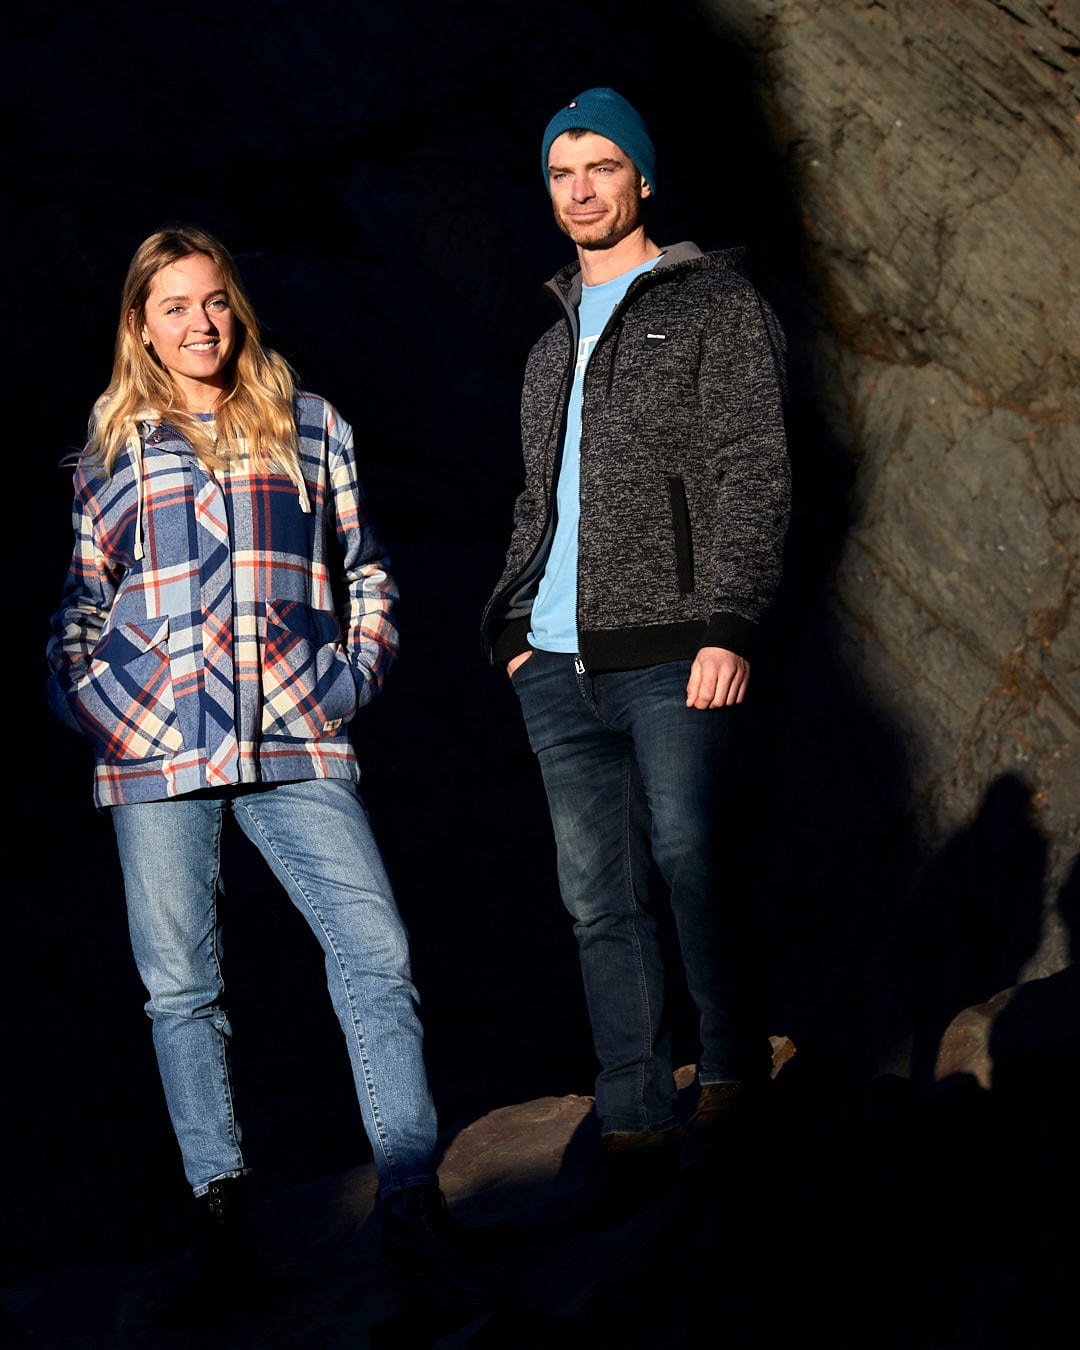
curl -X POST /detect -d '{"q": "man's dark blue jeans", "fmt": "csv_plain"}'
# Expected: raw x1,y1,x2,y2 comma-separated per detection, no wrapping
511,648,771,1134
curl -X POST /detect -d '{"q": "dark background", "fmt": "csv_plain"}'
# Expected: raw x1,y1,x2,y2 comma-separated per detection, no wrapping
4,0,1058,1292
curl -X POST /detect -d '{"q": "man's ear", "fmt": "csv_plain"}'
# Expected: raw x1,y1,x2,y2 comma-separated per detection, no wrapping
640,178,652,200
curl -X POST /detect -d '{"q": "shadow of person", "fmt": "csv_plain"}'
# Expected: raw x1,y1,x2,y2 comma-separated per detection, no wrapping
906,772,1050,1086
985,850,1080,1194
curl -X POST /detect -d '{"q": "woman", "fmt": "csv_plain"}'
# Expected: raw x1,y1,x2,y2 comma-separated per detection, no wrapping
47,226,499,1308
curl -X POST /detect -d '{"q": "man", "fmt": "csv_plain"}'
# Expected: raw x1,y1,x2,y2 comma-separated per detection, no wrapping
482,88,791,1212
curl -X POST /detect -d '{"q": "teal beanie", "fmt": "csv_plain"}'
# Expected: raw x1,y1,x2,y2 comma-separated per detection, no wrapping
541,87,657,197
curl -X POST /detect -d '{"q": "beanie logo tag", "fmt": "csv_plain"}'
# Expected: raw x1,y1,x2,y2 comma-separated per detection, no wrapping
568,100,577,108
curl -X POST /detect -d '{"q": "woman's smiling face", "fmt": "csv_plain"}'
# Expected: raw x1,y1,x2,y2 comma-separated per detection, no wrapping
138,252,235,408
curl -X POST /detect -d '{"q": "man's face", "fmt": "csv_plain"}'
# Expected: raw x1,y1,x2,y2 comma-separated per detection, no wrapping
547,131,651,250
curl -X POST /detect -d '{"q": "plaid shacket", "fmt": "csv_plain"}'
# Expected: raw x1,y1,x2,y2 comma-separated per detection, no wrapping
47,392,398,807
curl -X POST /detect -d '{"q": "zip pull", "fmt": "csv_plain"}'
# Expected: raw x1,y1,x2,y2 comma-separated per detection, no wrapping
574,656,586,676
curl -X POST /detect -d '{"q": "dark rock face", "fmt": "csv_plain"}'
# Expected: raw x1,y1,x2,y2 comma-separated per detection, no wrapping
719,0,1078,926
4,0,1077,1318
698,0,1079,1077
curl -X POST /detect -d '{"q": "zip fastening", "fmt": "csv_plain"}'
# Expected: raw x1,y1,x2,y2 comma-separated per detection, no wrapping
478,299,577,658
575,264,670,660
604,331,618,399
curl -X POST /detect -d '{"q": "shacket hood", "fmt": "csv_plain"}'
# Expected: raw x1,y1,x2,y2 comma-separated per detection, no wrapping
542,241,746,315
126,413,314,561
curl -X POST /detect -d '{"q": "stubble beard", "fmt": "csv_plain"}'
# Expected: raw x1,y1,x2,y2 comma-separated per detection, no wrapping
555,204,636,253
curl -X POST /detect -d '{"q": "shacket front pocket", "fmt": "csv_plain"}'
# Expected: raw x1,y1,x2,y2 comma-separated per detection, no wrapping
260,599,357,739
667,476,695,594
76,617,184,761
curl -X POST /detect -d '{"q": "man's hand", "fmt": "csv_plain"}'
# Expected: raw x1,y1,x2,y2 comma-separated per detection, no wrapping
686,647,749,709
506,650,533,678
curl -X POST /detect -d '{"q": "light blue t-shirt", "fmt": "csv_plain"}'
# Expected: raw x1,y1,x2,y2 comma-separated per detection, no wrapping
528,255,661,652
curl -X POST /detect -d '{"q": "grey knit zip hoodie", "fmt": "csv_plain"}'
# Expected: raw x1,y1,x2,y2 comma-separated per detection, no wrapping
482,242,791,672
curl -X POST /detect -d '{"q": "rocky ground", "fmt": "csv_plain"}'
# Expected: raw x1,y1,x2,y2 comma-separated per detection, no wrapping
5,1058,1077,1350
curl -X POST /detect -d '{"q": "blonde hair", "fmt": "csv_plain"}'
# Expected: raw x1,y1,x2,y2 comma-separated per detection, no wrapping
87,225,301,481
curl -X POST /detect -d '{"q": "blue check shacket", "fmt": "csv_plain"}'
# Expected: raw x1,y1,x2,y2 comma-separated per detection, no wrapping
47,392,397,807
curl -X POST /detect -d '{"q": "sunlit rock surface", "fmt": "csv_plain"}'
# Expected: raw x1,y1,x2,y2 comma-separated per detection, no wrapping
709,0,1078,950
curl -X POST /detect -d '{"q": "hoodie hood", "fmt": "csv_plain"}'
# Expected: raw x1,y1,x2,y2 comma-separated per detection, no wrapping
544,242,749,314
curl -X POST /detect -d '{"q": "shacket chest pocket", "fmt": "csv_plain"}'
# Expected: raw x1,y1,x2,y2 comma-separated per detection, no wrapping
260,599,358,740
600,322,699,426
76,616,184,761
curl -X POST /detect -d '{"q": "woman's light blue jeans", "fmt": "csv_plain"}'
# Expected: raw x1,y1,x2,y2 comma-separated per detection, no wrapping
111,776,438,1198
512,650,771,1134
